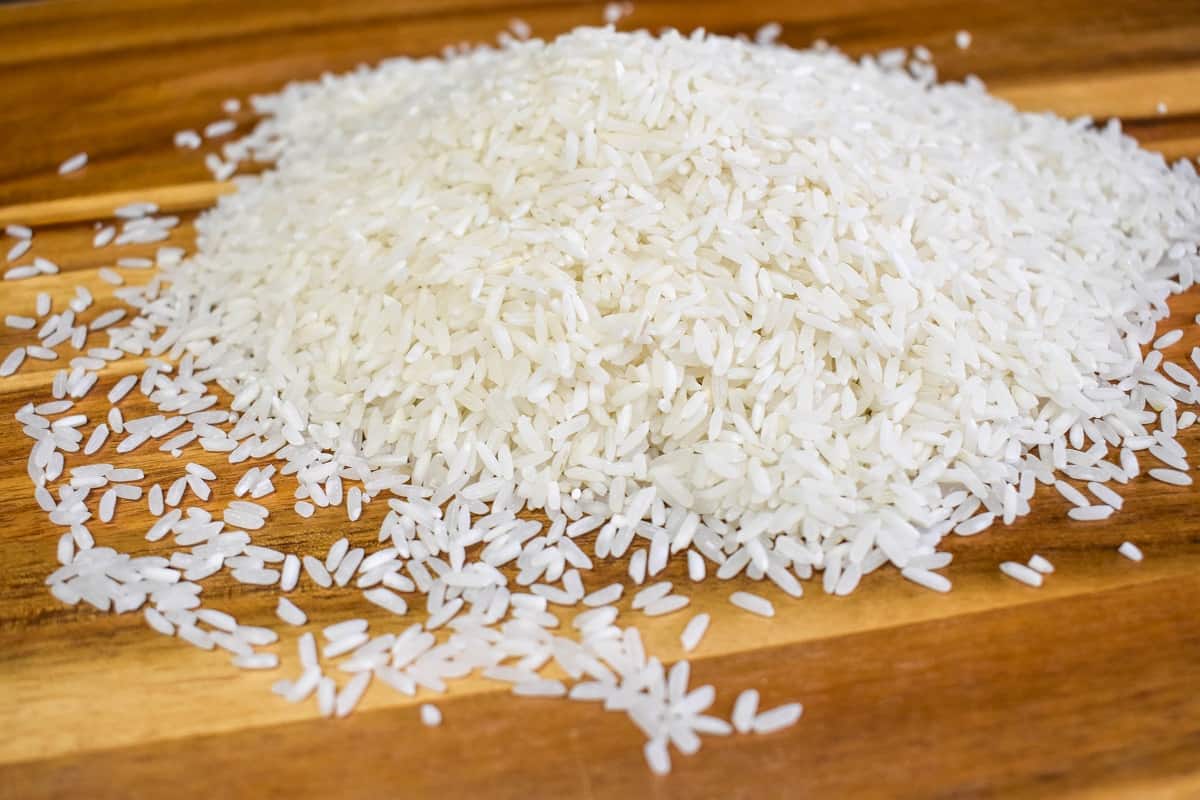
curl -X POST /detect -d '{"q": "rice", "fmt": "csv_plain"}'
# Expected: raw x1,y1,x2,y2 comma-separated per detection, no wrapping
643,737,670,775
1118,541,1144,562
323,618,368,640
57,152,88,175
295,632,318,670
98,489,117,522
731,689,759,733
602,2,632,25
231,567,279,585
144,607,175,636
33,257,58,275
1067,505,1116,521
1086,482,1124,510
286,668,322,703
9,22,1200,776
643,594,689,616
325,537,349,572
513,679,567,697
204,120,237,139
1053,480,1090,509
1148,468,1193,486
420,703,442,726
729,592,774,618
628,550,648,585
302,556,332,588
900,567,952,593
332,548,363,586
323,632,369,658
0,348,25,377
680,613,710,653
583,584,623,607
174,130,202,149
3,265,39,280
632,581,672,610
425,598,464,629
1153,329,1183,349
364,587,408,615
232,653,279,670
1027,554,1055,574
752,702,803,734
93,226,117,248
106,375,138,405
280,554,301,591
177,624,214,650
276,597,307,626
999,561,1043,588
316,677,336,716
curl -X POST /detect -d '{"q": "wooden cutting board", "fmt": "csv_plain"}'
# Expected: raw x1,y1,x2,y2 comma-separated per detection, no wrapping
1,1,1198,797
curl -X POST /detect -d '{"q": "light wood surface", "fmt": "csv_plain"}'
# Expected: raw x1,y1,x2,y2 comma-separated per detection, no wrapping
1,1,1198,798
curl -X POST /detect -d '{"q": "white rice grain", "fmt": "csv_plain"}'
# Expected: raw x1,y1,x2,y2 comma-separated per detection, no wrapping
1067,505,1115,521
729,591,774,618
752,702,803,734
731,689,759,733
276,596,307,626
999,561,1043,588
1118,541,1144,562
900,566,951,593
58,152,88,175
1027,554,1055,574
680,612,710,653
420,703,442,726
1148,468,1193,486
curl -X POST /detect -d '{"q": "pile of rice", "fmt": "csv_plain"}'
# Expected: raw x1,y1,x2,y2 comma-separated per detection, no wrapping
7,24,1199,774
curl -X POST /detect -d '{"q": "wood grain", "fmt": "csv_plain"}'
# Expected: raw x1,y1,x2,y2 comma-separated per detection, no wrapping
1,1,1198,798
